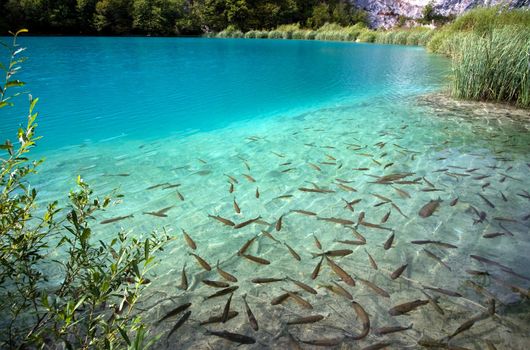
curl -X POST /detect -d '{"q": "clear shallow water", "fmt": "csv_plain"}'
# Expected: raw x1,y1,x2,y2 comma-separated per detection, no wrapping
2,38,530,349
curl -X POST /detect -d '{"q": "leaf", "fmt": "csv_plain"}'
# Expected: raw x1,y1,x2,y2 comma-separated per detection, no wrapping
6,80,25,88
0,101,12,109
29,97,39,113
15,29,29,36
118,326,131,346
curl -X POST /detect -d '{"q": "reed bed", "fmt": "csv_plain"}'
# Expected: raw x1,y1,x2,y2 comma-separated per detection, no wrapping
449,26,530,107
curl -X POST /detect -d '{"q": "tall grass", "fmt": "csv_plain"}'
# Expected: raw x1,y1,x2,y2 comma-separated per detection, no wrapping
450,25,530,107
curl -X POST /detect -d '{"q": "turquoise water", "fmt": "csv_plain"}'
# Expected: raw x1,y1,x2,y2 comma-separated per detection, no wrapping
3,37,446,151
2,37,530,349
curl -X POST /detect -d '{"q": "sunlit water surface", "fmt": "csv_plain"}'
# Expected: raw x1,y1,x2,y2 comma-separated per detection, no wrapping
2,37,530,349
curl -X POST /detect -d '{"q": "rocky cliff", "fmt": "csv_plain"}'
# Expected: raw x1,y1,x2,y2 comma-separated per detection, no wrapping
352,0,529,28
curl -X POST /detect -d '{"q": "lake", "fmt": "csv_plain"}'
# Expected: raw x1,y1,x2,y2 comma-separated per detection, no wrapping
2,37,529,349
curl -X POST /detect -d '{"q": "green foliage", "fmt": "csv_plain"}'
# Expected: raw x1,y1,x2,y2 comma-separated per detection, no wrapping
0,31,171,348
450,25,530,107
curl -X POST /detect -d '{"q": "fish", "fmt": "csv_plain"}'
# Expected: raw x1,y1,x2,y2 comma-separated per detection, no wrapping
275,194,293,199
252,277,284,283
350,301,370,340
308,163,321,171
313,234,322,250
420,290,444,315
322,281,353,300
271,151,285,158
206,330,256,344
317,217,356,225
423,285,462,297
261,230,280,243
388,299,429,316
242,174,256,183
221,293,233,323
287,277,317,294
100,214,133,224
224,174,239,184
233,216,262,229
282,289,313,309
199,311,238,325
166,310,191,340
372,193,392,202
190,253,211,271
337,239,365,246
242,294,258,331
383,232,395,250
299,337,344,346
157,302,192,324
390,264,408,280
271,292,292,305
255,187,259,198
182,229,196,250
216,261,238,282
208,214,235,226
313,249,353,258
365,250,378,270
284,243,301,261
410,240,457,249
448,311,489,340
228,182,234,193
242,254,270,265
361,342,393,350
276,215,283,231
374,172,414,184
358,221,392,231
202,279,230,288
143,206,174,217
205,286,239,299
147,183,170,190
176,190,185,201
336,183,357,192
238,235,258,256
450,197,459,206
233,198,241,214
326,256,355,286
290,209,317,217
483,232,504,239
298,187,335,193
478,193,495,208
336,178,354,184
179,264,188,290
373,324,413,336
381,211,391,223
423,249,451,271
418,198,442,218
311,257,323,280
358,278,390,298
389,204,408,219
287,315,324,325
358,211,365,223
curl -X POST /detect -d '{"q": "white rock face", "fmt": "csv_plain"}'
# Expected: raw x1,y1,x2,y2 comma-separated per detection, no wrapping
351,0,529,28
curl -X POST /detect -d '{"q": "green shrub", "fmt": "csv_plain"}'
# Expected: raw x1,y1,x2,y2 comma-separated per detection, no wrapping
268,30,283,39
357,29,376,43
303,30,317,40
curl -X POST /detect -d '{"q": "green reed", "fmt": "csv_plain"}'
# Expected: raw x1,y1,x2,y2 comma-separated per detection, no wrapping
449,26,530,107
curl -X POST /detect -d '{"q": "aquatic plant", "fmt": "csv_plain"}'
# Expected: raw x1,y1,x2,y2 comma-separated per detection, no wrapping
0,31,170,349
357,29,376,43
450,25,530,107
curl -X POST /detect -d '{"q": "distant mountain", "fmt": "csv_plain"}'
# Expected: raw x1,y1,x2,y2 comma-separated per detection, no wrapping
352,0,529,27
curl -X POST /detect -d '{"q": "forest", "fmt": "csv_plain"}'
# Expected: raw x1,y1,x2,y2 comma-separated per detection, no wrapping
0,0,368,35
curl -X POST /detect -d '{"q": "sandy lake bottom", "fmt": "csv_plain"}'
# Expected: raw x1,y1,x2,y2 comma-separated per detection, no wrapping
31,93,530,349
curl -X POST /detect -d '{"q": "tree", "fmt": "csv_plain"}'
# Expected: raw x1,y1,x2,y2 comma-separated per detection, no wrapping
308,3,330,29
